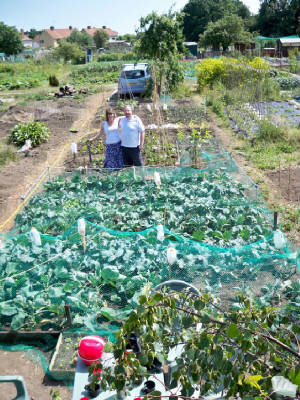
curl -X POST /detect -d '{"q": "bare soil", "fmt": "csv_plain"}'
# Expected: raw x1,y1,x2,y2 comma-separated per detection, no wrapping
0,90,111,231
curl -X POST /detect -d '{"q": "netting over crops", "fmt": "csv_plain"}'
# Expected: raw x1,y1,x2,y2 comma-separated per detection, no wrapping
0,140,299,334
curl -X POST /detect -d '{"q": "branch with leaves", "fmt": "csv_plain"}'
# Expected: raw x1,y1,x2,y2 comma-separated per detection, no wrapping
94,289,300,399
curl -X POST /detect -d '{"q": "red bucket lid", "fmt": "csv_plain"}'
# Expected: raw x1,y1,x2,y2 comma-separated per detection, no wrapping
78,335,105,364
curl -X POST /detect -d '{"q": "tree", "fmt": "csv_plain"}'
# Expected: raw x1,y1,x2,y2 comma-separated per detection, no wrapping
93,29,109,49
0,22,23,56
53,40,85,64
116,33,136,44
96,289,300,399
199,14,253,51
255,0,300,36
135,10,185,95
182,0,251,42
66,29,93,48
25,28,42,39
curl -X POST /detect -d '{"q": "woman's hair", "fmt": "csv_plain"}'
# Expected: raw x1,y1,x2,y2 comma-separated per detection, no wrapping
105,108,116,121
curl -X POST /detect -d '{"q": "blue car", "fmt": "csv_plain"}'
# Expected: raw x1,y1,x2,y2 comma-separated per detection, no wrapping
118,63,150,96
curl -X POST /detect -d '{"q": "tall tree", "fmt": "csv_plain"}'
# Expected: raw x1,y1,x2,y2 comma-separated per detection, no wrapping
199,14,253,51
135,10,186,94
182,0,251,42
0,22,23,56
93,29,109,49
53,40,85,64
66,29,93,48
255,0,300,36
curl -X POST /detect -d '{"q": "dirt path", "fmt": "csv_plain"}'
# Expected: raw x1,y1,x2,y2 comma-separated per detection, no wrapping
0,89,112,232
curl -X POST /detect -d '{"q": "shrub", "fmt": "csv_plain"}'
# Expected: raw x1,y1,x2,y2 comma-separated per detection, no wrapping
195,57,270,92
275,75,300,90
256,118,284,142
49,74,59,86
9,121,49,147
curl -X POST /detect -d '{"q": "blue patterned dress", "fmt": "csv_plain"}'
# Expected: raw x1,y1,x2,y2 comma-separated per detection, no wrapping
103,120,124,169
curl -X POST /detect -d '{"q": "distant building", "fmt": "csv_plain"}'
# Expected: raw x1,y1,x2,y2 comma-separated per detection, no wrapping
34,25,118,47
277,37,300,57
82,26,118,42
35,26,74,47
20,29,33,48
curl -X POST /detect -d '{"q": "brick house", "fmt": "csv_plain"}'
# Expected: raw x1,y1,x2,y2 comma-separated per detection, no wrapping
82,26,118,42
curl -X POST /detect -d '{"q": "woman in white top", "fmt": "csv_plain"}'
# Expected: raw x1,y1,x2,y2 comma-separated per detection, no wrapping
89,108,124,169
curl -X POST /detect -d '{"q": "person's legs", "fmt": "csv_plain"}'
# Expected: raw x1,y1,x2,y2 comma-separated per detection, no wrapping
122,146,133,167
130,147,143,166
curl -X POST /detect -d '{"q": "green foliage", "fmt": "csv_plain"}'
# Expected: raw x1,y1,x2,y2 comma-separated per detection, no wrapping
256,118,285,142
182,0,251,42
136,10,185,61
53,40,85,64
135,10,185,95
98,290,300,399
0,22,23,56
0,142,16,166
97,52,137,62
71,62,120,88
199,14,253,51
49,74,59,86
16,171,272,247
275,75,300,90
66,29,93,48
255,0,300,36
93,29,109,49
196,57,270,92
9,121,49,147
0,72,46,91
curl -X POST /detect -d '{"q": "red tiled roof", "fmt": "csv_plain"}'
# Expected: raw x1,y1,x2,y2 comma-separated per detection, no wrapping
83,27,118,37
20,31,31,41
45,29,73,39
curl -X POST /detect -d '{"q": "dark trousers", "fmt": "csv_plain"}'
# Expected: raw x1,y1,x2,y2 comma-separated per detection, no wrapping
121,146,144,167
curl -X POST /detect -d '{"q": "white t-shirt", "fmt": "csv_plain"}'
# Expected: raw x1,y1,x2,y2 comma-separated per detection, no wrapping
119,115,145,148
103,120,121,145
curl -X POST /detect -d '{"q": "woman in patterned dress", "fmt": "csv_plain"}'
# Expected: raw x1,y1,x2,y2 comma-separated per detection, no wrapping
89,108,124,169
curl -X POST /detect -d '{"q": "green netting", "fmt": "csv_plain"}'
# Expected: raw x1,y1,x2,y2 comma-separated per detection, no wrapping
0,156,299,337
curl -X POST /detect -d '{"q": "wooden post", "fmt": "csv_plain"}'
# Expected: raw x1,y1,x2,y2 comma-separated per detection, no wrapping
81,234,86,253
64,305,73,327
87,142,92,165
273,211,278,230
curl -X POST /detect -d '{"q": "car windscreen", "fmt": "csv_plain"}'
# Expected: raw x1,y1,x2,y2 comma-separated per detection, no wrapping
121,70,145,79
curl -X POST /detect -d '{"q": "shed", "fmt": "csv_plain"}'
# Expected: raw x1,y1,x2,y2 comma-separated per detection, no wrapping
184,42,198,57
277,37,300,57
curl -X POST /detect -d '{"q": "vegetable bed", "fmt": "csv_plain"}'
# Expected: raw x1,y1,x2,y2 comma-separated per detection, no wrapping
0,168,297,331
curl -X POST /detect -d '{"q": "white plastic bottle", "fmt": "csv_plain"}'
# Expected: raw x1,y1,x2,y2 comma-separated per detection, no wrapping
157,223,164,242
153,171,161,186
273,229,285,249
30,227,41,246
71,142,78,154
167,247,177,264
78,218,86,235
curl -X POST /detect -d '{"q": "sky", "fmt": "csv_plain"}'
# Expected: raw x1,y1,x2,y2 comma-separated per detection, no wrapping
1,0,261,35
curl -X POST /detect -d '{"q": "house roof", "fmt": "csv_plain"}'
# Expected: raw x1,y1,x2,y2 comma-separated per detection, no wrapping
20,30,31,41
83,27,118,37
45,28,73,40
279,37,300,46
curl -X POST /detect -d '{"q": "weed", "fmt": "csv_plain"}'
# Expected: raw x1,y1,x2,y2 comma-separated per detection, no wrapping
0,142,17,166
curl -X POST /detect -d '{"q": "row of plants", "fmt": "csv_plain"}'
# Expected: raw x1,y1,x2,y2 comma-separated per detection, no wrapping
0,214,296,331
0,72,47,91
16,171,272,247
97,52,138,62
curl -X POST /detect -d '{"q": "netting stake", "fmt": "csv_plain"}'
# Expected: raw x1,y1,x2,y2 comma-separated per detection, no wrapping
64,305,73,327
132,166,136,181
273,211,278,230
87,142,92,165
81,234,86,253
164,205,167,225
